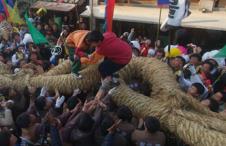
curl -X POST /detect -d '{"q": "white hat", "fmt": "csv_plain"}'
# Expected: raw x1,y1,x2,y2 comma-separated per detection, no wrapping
130,41,141,50
23,33,33,45
202,50,225,67
14,68,20,73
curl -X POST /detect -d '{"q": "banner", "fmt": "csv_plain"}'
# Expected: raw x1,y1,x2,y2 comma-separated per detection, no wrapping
6,0,13,7
160,0,191,31
104,0,115,32
1,0,9,17
7,1,25,24
24,12,48,45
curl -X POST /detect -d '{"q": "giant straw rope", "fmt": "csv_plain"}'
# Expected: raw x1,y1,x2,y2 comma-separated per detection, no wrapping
0,57,226,146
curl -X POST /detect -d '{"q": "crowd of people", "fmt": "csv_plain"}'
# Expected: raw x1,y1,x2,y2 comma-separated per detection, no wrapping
123,28,226,113
0,8,225,146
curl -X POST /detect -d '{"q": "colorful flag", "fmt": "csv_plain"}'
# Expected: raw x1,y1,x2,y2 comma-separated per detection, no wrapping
158,0,169,6
104,0,115,32
24,12,48,45
214,45,226,58
0,2,4,13
1,0,9,17
6,0,13,7
6,1,25,24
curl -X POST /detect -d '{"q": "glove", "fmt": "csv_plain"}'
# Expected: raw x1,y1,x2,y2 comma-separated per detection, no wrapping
55,96,65,108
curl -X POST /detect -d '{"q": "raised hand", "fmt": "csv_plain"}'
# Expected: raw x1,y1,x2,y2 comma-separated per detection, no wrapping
107,119,122,134
82,99,98,114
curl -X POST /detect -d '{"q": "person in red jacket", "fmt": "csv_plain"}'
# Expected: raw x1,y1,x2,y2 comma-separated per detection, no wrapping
85,31,132,100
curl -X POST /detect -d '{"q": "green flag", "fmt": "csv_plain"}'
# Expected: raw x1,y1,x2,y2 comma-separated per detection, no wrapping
54,16,62,28
214,45,226,58
24,12,48,45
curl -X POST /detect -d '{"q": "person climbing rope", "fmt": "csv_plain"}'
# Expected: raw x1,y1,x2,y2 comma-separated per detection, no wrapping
83,31,132,100
65,30,91,78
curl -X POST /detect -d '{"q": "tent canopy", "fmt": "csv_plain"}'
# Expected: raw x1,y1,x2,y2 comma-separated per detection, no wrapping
31,1,76,12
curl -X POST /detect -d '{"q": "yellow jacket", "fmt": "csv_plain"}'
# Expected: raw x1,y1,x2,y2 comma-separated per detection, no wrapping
81,51,103,65
65,30,90,49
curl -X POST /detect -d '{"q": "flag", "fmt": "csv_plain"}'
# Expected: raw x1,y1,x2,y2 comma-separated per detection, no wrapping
1,0,9,17
160,0,191,31
214,45,226,58
104,0,115,32
24,12,48,45
157,0,169,6
6,0,13,7
6,1,25,24
0,2,4,13
0,0,14,16
54,16,62,28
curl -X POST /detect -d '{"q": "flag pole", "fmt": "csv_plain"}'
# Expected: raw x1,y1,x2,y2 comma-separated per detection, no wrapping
156,7,162,41
89,0,94,30
168,28,172,53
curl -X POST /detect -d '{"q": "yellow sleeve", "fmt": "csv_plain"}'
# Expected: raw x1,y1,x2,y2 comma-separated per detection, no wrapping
81,51,103,65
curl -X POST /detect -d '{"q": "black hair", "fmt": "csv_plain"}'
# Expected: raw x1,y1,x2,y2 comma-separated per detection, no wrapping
209,98,219,113
190,53,202,62
86,31,104,43
117,106,133,122
144,116,160,134
66,97,79,110
203,60,214,71
12,32,20,39
25,42,34,49
35,96,46,111
77,113,95,132
192,83,205,95
0,130,11,146
76,91,88,103
42,61,51,71
175,56,186,66
206,59,218,68
16,112,31,129
183,68,192,79
100,115,114,136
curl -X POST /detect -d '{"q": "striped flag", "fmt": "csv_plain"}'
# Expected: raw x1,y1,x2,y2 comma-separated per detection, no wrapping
158,0,169,6
104,0,115,32
1,0,9,17
7,1,25,24
6,0,13,7
0,0,14,16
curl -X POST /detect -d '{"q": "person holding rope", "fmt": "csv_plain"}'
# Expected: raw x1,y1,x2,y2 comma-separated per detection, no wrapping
65,30,91,78
83,31,132,100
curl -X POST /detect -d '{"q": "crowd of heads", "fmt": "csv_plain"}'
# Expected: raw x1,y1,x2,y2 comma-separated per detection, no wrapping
125,28,226,114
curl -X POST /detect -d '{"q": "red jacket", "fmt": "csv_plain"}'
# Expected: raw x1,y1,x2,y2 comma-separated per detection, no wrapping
96,32,132,64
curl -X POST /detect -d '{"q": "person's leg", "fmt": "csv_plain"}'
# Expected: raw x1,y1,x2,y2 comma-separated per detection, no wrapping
98,59,125,79
71,60,81,73
95,59,126,100
68,47,82,78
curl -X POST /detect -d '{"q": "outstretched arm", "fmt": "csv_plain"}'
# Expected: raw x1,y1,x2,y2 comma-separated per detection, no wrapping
81,51,103,65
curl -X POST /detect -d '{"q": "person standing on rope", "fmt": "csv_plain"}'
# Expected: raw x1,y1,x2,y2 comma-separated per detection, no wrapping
65,30,91,78
83,31,132,100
